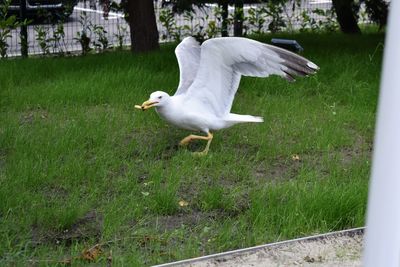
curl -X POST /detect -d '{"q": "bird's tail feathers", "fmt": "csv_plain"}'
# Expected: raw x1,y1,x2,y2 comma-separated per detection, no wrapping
225,114,264,123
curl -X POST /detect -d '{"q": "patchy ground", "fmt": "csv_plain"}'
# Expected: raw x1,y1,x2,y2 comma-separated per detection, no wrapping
163,228,364,267
31,210,103,246
0,33,381,265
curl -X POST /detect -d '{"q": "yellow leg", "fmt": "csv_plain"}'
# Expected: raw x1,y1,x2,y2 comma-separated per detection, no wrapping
179,132,213,156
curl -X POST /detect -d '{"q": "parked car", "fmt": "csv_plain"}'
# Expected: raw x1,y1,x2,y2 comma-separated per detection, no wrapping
3,0,79,20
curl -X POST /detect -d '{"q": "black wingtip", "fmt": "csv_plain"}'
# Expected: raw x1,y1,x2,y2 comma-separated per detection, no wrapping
283,71,296,82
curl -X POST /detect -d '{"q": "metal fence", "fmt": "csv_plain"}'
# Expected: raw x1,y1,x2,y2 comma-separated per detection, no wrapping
2,0,369,58
157,0,337,40
5,1,130,56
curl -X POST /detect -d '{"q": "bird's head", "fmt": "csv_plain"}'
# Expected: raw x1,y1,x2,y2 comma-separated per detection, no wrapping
138,91,170,111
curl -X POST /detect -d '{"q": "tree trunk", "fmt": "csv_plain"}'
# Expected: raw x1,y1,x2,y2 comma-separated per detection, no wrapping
234,0,243,37
127,0,159,53
332,0,361,34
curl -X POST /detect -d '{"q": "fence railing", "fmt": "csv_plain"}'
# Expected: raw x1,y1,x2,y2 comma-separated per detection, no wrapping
157,0,339,41
3,1,130,57
1,0,371,58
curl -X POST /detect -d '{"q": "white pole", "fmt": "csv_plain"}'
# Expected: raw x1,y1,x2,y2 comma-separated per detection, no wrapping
363,1,400,266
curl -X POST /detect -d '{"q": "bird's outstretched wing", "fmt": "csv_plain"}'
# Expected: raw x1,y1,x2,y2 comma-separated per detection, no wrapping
174,37,201,96
185,37,319,116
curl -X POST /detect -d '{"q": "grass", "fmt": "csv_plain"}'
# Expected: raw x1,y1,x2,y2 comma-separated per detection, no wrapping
0,32,383,266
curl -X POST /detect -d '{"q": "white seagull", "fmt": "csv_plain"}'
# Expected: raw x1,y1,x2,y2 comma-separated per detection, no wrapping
136,37,319,155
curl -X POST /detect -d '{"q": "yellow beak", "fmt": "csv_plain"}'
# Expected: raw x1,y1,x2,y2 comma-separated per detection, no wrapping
138,100,158,111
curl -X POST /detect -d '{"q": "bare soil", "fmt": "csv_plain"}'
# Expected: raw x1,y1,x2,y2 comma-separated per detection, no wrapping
32,210,103,246
162,228,364,267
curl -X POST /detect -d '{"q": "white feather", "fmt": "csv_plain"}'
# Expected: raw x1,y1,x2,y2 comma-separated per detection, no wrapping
174,37,201,95
184,37,318,116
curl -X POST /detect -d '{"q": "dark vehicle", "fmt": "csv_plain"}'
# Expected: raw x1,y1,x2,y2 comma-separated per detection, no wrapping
3,0,79,20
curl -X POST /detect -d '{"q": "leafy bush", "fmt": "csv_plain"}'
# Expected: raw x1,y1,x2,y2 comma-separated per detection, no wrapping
52,22,66,55
159,8,181,40
299,8,338,33
93,25,109,51
74,12,93,55
34,26,52,55
247,5,267,34
363,0,388,30
158,6,222,42
0,0,21,58
114,22,128,50
265,1,286,33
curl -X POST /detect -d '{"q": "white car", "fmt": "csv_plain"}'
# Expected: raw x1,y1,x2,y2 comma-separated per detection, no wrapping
4,0,78,19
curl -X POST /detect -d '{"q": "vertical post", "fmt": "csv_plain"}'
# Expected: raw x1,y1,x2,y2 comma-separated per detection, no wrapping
363,1,400,266
220,0,228,37
233,0,243,37
19,0,28,57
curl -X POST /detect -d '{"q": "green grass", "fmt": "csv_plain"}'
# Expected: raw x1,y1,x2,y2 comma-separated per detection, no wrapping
0,32,383,266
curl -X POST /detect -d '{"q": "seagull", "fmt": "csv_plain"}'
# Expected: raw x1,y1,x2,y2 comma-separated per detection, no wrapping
136,37,319,156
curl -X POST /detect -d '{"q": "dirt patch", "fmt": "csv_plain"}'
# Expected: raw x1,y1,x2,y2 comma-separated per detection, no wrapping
177,179,201,202
337,143,371,166
32,210,103,246
124,128,182,160
123,130,140,147
0,148,7,171
19,109,49,125
41,184,69,201
146,211,225,232
20,112,35,125
157,144,180,160
254,136,372,183
254,156,302,182
233,143,260,158
176,174,252,217
108,163,130,179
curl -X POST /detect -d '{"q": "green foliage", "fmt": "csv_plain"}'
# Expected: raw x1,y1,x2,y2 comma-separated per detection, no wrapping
74,12,93,55
299,10,316,32
212,4,230,31
312,8,339,32
231,6,247,35
158,6,224,42
247,6,267,34
245,1,286,35
182,11,208,42
363,0,388,30
156,1,363,41
114,22,128,50
205,20,219,39
0,0,21,58
157,0,342,40
339,0,388,31
299,8,338,33
93,25,109,51
265,1,286,33
26,7,67,56
34,26,52,55
52,22,66,55
110,0,129,21
159,8,182,41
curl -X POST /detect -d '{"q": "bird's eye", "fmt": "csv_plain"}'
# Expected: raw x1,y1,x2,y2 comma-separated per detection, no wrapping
158,96,162,99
